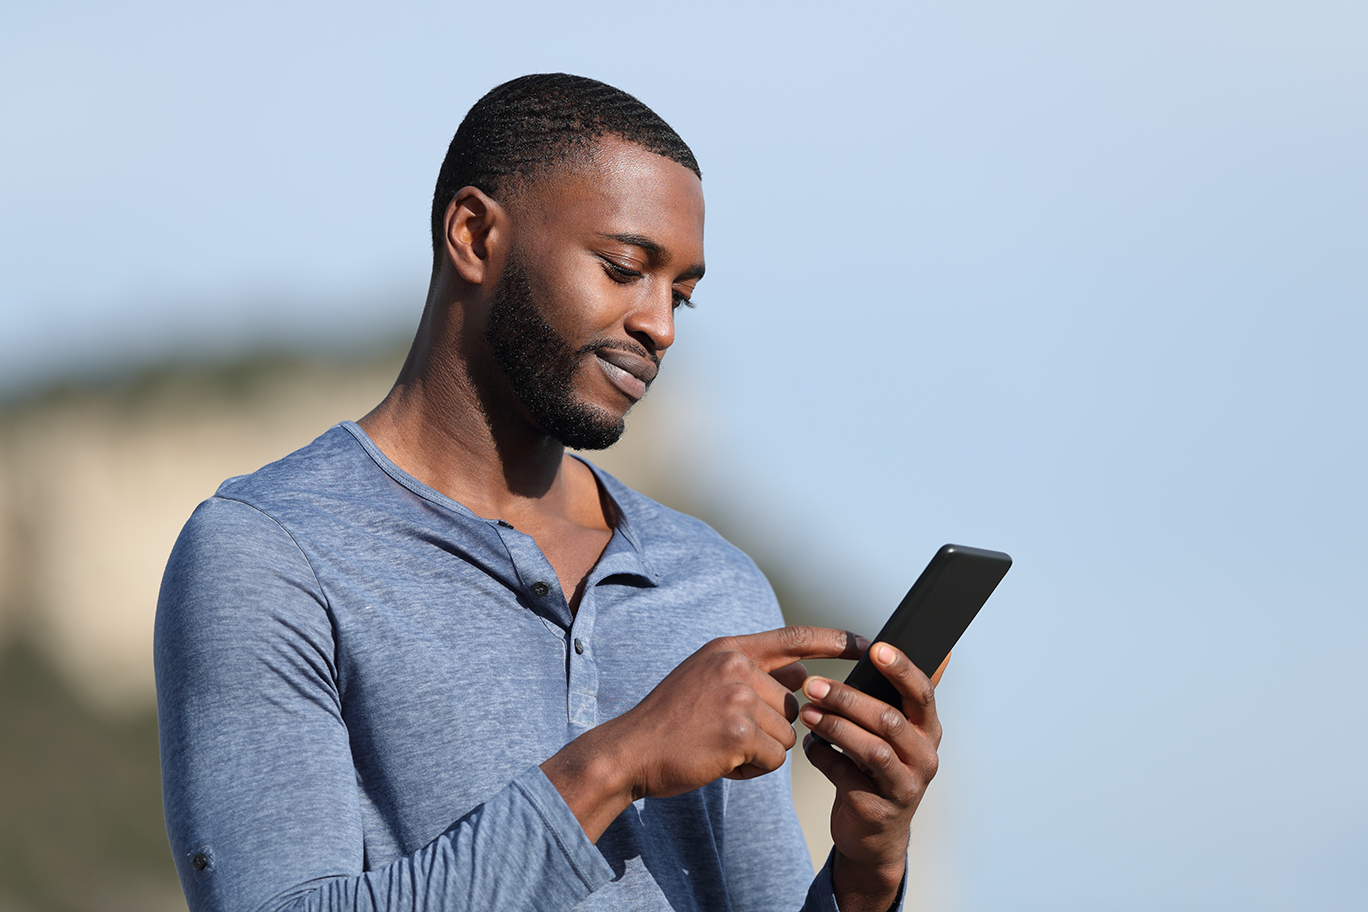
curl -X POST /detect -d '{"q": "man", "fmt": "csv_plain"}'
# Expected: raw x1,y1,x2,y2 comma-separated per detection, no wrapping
156,74,943,912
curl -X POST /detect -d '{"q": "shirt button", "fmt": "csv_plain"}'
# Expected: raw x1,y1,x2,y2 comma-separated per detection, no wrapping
531,581,550,597
192,852,209,871
574,638,585,655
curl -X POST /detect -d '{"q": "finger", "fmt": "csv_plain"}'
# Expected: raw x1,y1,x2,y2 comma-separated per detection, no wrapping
725,749,790,781
723,732,791,779
770,661,808,692
711,647,805,722
754,696,802,750
721,699,798,777
798,691,934,800
800,661,939,760
798,682,907,771
866,643,941,734
746,657,809,725
725,676,802,751
801,732,876,794
732,626,869,673
930,651,951,688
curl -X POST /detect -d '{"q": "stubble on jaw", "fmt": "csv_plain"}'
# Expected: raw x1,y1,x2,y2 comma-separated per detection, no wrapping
482,252,634,451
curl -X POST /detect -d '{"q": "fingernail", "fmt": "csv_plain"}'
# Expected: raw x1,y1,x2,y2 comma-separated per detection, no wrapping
874,644,896,665
800,705,823,727
805,678,830,700
856,635,871,653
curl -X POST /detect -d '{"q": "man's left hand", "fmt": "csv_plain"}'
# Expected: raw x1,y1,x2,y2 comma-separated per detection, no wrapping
799,642,944,912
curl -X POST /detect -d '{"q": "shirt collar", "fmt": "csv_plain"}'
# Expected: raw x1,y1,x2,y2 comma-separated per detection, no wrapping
572,455,659,588
341,422,658,588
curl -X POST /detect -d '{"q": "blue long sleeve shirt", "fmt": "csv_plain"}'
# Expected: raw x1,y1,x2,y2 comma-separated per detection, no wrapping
154,423,861,912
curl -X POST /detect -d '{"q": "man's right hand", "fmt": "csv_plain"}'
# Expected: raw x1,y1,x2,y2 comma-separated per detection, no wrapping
541,625,866,842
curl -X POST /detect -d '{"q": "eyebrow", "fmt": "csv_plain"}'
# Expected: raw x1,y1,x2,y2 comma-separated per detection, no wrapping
597,232,706,281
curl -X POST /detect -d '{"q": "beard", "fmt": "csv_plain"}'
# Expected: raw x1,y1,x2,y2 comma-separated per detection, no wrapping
484,254,630,450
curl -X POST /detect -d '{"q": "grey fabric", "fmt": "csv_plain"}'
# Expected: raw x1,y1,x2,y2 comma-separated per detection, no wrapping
155,422,854,912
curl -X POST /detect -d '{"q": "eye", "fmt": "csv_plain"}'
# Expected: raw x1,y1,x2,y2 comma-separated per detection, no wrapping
601,258,642,283
672,289,696,310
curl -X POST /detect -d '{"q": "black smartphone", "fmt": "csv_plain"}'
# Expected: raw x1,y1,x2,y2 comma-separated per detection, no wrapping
843,543,1012,710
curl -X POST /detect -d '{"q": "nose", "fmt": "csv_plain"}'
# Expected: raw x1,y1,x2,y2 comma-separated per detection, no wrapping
623,286,676,355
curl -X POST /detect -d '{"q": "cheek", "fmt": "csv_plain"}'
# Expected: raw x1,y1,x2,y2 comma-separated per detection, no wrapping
539,272,622,336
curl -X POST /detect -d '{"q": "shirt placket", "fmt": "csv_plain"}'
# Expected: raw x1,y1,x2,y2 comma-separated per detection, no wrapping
566,591,600,737
492,520,600,735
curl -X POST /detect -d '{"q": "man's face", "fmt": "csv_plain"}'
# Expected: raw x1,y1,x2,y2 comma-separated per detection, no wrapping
485,251,626,449
483,136,706,450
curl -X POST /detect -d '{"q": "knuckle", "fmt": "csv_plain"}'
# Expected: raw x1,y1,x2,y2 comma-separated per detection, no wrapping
722,715,753,742
722,681,755,710
919,746,940,782
718,651,753,677
909,676,936,708
877,706,906,740
892,780,925,809
869,743,897,773
781,625,816,652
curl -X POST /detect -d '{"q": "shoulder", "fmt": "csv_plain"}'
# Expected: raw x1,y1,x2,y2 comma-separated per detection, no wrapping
155,432,362,679
160,424,372,621
213,423,372,511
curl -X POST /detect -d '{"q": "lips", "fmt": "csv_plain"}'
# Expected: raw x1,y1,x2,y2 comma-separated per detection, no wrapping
594,348,658,401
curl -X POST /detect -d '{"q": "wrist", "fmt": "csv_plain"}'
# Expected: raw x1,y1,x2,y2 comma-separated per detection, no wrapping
541,722,641,843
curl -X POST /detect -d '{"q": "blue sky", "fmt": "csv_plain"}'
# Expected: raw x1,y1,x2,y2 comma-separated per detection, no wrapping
3,2,1365,908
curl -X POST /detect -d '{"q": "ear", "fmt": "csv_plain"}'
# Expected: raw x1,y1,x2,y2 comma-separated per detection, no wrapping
442,187,507,286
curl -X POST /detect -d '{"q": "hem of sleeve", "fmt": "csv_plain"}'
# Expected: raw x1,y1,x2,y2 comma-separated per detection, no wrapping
807,848,908,912
509,766,615,893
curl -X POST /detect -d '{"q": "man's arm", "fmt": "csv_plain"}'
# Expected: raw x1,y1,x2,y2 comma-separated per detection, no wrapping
156,497,613,912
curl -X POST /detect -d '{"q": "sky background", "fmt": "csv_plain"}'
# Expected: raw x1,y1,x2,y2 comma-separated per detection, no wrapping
3,2,1365,909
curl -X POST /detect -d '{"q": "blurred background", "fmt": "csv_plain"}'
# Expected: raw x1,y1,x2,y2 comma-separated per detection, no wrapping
2,2,1364,910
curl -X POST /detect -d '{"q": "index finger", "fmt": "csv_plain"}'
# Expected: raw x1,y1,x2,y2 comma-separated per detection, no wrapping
730,626,868,672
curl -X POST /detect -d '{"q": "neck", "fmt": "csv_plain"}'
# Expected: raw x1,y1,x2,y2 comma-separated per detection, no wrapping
359,284,573,522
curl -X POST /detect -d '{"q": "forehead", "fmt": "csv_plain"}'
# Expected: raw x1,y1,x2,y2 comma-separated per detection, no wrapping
514,135,705,256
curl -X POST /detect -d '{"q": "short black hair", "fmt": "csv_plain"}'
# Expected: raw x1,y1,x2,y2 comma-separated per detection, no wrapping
430,73,700,262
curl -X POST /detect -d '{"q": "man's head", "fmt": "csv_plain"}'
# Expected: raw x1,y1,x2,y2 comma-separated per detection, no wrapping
430,74,701,268
428,76,705,452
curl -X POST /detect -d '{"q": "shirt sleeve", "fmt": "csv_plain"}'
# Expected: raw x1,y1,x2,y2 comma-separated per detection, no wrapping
154,496,613,912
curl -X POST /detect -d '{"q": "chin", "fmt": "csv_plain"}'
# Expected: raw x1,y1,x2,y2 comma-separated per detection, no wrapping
548,398,627,451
